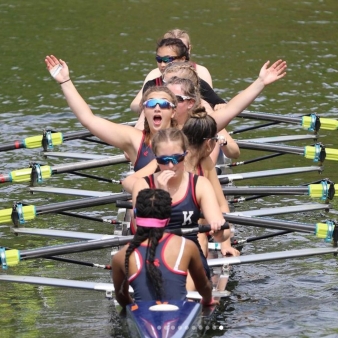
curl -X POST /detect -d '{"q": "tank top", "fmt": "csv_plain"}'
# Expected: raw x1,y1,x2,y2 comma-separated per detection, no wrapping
133,131,156,171
143,173,211,279
144,173,201,243
129,234,187,301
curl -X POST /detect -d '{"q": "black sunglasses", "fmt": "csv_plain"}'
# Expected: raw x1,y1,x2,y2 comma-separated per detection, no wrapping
155,55,180,64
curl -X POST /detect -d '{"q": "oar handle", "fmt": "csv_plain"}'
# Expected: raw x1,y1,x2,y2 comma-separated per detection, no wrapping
116,200,132,209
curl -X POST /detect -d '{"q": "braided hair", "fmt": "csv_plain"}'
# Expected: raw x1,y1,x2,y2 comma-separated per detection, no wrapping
121,188,172,300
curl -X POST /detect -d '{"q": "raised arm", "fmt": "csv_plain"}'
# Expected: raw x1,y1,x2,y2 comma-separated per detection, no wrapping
211,59,287,130
218,129,240,159
45,55,140,161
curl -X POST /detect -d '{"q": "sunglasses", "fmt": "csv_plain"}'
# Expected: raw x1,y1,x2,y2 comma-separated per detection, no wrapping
155,152,187,165
203,136,219,141
203,135,227,146
143,99,176,109
155,55,180,63
175,95,192,103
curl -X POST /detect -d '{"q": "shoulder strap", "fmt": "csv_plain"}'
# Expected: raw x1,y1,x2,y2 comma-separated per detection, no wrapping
173,237,186,270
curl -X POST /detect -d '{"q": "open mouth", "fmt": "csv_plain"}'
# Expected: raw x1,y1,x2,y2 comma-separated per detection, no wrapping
153,115,162,126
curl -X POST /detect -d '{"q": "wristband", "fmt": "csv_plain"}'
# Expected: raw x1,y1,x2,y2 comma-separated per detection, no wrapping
60,79,71,85
218,135,227,146
200,297,215,306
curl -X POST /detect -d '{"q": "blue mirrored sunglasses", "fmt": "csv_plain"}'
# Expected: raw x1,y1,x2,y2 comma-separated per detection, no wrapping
155,152,187,165
155,55,180,63
143,99,176,109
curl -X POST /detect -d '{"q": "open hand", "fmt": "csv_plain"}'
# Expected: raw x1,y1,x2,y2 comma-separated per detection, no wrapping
45,55,70,84
259,59,287,85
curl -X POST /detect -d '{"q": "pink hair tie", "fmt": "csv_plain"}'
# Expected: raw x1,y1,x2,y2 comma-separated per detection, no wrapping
136,217,169,228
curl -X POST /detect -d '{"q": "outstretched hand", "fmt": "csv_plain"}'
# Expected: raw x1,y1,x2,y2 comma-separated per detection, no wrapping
259,59,287,86
45,55,70,84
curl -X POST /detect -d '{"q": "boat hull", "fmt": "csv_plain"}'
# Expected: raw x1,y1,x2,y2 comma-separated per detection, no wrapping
126,300,201,338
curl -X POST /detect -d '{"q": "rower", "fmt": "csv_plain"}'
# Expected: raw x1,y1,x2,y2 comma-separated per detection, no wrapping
111,188,218,307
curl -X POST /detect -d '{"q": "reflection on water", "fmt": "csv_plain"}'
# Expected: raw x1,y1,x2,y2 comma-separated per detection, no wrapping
0,0,338,337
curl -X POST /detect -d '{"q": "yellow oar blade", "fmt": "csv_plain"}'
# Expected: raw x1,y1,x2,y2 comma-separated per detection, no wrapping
24,132,63,149
319,118,338,131
308,183,337,199
304,145,338,162
324,148,338,161
0,205,36,224
315,222,335,242
0,249,20,268
9,166,52,183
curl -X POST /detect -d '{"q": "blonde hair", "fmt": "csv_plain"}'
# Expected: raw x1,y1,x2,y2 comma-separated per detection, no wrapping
163,29,191,49
163,61,199,87
152,128,189,156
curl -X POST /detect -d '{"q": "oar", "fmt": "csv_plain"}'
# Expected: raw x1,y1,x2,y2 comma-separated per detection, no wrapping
0,246,337,298
240,134,318,143
0,223,230,269
218,165,323,184
229,121,282,135
44,256,112,269
231,230,293,247
25,165,323,191
54,211,123,225
0,121,137,153
43,152,111,160
238,112,338,131
0,275,228,300
29,187,115,197
0,155,128,184
236,141,338,163
226,153,285,167
222,180,336,201
0,192,132,225
207,247,338,267
115,200,330,217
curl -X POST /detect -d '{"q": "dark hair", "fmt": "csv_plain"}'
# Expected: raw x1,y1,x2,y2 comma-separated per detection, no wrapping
182,107,217,148
140,86,178,144
152,127,189,156
156,38,190,61
121,189,172,300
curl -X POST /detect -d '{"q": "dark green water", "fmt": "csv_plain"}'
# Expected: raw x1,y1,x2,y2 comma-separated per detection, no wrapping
0,1,338,337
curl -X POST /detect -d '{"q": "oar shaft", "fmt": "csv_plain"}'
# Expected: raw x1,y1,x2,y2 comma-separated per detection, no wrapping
222,186,309,195
51,155,128,174
236,140,304,155
20,236,134,259
35,193,131,214
0,141,25,152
